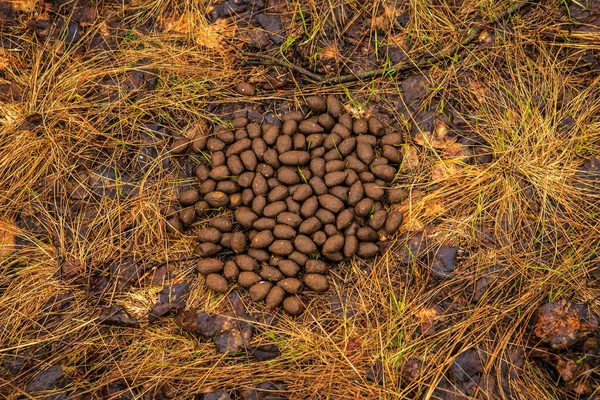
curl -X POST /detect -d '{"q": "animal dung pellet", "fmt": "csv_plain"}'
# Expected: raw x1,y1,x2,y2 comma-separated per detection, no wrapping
167,95,405,314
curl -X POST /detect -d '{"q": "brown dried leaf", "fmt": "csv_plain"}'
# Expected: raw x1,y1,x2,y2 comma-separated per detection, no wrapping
0,219,16,257
420,306,443,336
400,145,419,172
431,160,463,181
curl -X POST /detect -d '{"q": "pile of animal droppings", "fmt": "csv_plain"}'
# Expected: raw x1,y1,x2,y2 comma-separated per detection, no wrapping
166,93,406,315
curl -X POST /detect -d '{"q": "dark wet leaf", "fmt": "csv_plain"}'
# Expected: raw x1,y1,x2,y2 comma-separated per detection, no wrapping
329,293,357,318
401,74,429,105
99,305,140,328
398,231,429,264
429,246,458,278
209,0,264,22
450,349,485,382
401,359,422,383
255,13,282,44
213,321,253,354
148,302,173,323
500,347,524,380
534,299,598,349
200,391,234,400
159,282,190,311
249,344,280,361
26,365,66,392
0,81,22,101
174,310,199,333
240,381,288,400
366,359,385,385
197,312,223,338
110,259,145,289
42,292,74,313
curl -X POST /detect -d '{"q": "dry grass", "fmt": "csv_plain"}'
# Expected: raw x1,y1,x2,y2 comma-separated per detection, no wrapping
1,0,599,398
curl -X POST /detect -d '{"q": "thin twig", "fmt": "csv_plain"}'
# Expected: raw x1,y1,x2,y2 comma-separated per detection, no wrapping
317,0,537,86
241,52,324,82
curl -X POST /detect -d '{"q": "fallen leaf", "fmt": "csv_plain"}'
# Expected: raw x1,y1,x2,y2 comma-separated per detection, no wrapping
98,305,140,328
431,160,463,181
0,219,16,257
419,306,443,336
534,299,599,349
400,145,419,172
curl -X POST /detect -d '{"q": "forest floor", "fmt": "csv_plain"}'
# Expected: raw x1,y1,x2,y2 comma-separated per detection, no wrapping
1,0,600,399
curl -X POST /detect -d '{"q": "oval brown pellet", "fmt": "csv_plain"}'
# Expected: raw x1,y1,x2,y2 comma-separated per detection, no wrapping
179,207,195,226
356,142,375,165
251,196,267,215
277,166,301,185
282,120,298,136
197,227,222,243
269,240,294,256
357,242,379,257
299,217,321,235
205,191,229,207
195,164,210,181
238,271,261,288
235,207,258,228
318,113,335,131
293,235,317,254
318,194,345,213
343,235,358,257
355,197,374,217
206,274,229,293
196,258,224,275
353,118,368,135
368,116,385,136
254,217,276,231
263,201,287,218
216,180,238,194
251,230,274,248
385,211,404,235
326,95,342,118
273,224,296,240
309,177,328,195
249,281,273,302
312,231,327,247
215,128,234,144
315,208,336,224
282,111,305,122
322,233,344,253
336,208,355,230
357,226,379,242
260,265,285,282
279,151,311,166
303,274,329,292
178,189,200,206
171,138,189,155
236,82,255,96
306,96,327,112
305,259,328,274
223,260,240,282
363,183,385,201
195,242,221,257
283,296,304,315
229,231,247,252
277,212,302,227
278,278,303,294
199,179,216,195
265,286,286,308
298,120,324,134
278,260,300,277
292,184,313,202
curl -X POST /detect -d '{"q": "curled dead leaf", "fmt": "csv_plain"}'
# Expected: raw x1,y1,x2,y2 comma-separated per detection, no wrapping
432,160,463,181
400,145,419,172
0,219,16,257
